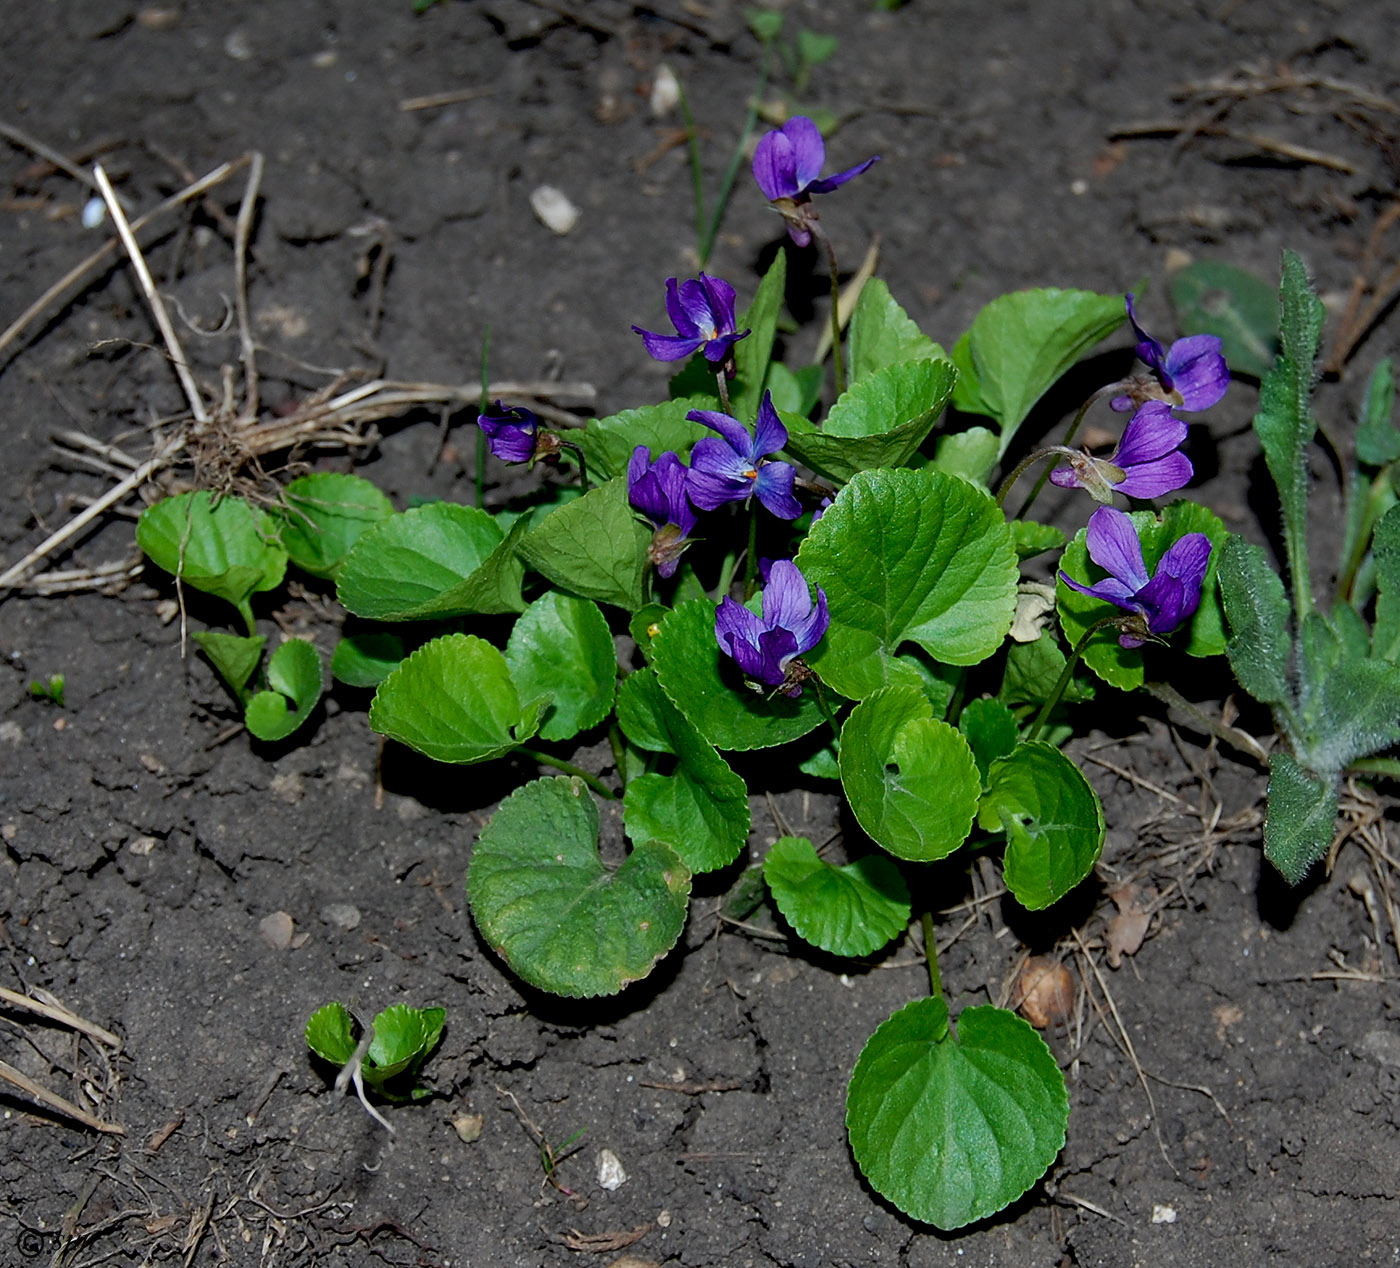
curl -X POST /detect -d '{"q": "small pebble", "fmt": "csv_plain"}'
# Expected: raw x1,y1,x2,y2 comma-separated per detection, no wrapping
127,836,159,856
650,64,680,117
223,29,253,61
259,911,295,950
596,1148,627,1191
530,185,579,235
1151,1203,1177,1224
321,903,361,931
0,721,23,745
452,1112,484,1143
81,197,106,229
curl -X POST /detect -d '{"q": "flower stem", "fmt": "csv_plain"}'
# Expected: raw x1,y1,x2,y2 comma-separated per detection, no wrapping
810,222,846,398
921,910,943,1000
995,447,1063,511
1026,615,1123,742
476,324,492,510
716,368,731,415
813,679,841,747
559,440,590,492
608,722,630,791
743,502,760,599
516,747,617,800
1014,384,1118,520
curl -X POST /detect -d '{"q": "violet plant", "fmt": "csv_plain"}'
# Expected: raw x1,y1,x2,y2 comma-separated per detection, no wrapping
134,116,1237,1228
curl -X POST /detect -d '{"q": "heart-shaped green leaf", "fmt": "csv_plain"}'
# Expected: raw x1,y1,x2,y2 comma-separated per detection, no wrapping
367,1003,445,1078
839,686,980,862
192,631,265,695
245,637,323,742
848,278,944,383
468,777,691,997
573,398,714,482
1169,258,1279,381
330,632,406,689
978,741,1105,910
516,477,650,610
305,1001,357,1066
369,633,544,764
137,491,287,631
336,503,525,620
797,468,1017,699
763,835,910,957
505,592,616,742
958,697,1019,782
651,599,826,750
275,472,395,579
847,997,1068,1230
781,359,957,483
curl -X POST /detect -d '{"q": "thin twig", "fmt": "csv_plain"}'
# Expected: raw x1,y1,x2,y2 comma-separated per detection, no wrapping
0,1057,125,1134
0,985,122,1048
232,151,264,420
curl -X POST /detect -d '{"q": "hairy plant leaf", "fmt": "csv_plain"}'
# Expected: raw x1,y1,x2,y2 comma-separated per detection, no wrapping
467,777,691,997
1356,358,1399,467
978,742,1105,910
137,491,287,631
245,638,323,742
1373,505,1400,662
517,477,649,610
369,633,544,763
847,997,1068,1230
330,632,406,689
337,503,525,620
505,592,616,742
651,599,826,750
574,397,714,482
780,359,957,482
1219,534,1294,714
763,835,910,957
1169,258,1279,380
796,468,1017,699
951,287,1124,455
839,686,980,862
848,278,944,382
192,631,265,695
1264,753,1337,886
275,473,394,579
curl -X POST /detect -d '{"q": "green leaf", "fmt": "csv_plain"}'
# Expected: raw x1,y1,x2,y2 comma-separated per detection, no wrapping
1356,358,1399,467
1264,753,1337,885
1372,505,1400,661
275,473,394,579
192,631,265,695
839,686,980,862
336,503,525,620
505,592,616,742
998,634,1093,710
780,359,957,483
745,6,783,42
366,1002,443,1079
732,252,787,418
615,667,677,754
951,287,1124,455
369,633,544,764
137,491,287,630
978,742,1105,910
1169,259,1279,380
958,697,1018,782
1219,534,1295,713
467,777,691,997
763,836,910,957
245,638,323,742
1254,250,1325,619
848,278,943,382
305,1001,357,1066
651,599,826,750
574,398,713,482
931,427,1000,485
517,477,650,610
330,632,406,689
797,469,1018,699
847,998,1068,1230
1296,643,1400,775
1009,520,1066,562
795,27,838,66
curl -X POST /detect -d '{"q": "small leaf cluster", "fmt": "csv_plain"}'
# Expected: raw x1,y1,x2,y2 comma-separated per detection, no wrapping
1218,252,1400,883
305,1001,445,1101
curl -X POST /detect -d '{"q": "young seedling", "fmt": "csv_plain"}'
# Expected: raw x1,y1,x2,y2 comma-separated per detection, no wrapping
497,1085,587,1196
28,673,65,706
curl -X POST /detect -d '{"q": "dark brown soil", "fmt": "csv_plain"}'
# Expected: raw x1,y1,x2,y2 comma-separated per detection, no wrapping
2,3,1399,1266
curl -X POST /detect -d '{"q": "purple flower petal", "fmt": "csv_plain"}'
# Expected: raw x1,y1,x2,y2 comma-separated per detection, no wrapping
1113,401,1188,467
662,277,700,339
675,277,719,337
809,155,879,194
752,129,800,201
1112,452,1194,499
1084,507,1150,593
754,461,801,520
689,408,757,459
1124,293,1165,372
699,274,738,329
1058,571,1140,607
782,116,827,190
752,392,788,459
1165,335,1230,411
632,328,703,361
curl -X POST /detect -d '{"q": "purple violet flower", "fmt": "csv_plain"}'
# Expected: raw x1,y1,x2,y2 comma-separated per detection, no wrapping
628,446,698,579
752,116,878,247
1050,400,1193,503
1058,506,1212,648
477,401,542,464
1111,294,1230,414
687,391,802,520
632,274,750,365
715,559,829,697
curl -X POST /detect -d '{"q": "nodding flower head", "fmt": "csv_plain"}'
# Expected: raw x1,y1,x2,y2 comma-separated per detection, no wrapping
1050,401,1193,503
1111,294,1229,414
1058,506,1211,648
751,116,878,246
477,401,545,464
714,559,829,696
686,392,801,520
632,274,750,367
627,446,697,579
